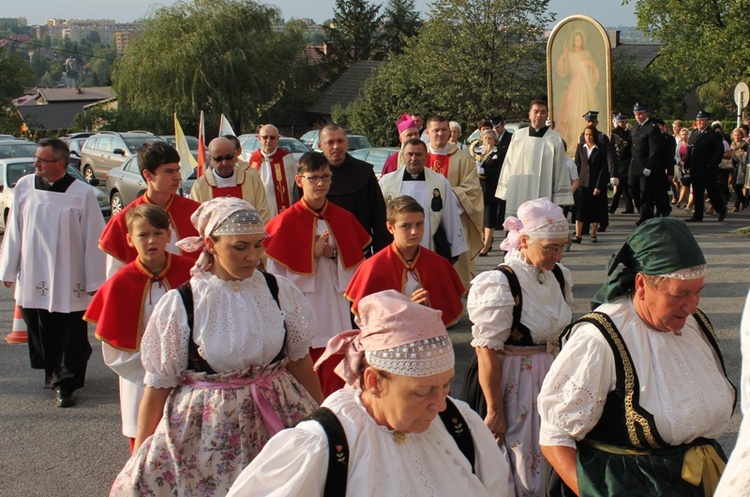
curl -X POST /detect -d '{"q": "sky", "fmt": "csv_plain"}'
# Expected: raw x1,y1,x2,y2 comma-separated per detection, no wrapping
7,0,638,28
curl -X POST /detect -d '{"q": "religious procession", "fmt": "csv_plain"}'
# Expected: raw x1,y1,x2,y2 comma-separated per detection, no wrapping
3,8,750,497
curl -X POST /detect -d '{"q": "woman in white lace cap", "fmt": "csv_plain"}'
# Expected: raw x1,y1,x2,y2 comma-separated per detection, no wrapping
539,217,735,496
227,289,510,497
111,197,323,497
465,196,574,497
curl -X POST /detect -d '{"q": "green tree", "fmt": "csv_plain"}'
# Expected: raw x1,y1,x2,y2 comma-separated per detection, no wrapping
0,47,34,134
381,0,421,55
322,0,382,75
628,0,750,113
335,0,551,145
112,0,309,133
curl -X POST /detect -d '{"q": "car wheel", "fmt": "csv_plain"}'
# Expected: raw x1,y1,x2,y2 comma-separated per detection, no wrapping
110,191,124,215
83,165,95,184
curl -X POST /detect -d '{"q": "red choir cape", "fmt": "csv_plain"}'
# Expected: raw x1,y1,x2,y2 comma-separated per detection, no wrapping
264,198,371,275
249,148,293,212
85,253,194,351
99,193,201,263
345,244,466,326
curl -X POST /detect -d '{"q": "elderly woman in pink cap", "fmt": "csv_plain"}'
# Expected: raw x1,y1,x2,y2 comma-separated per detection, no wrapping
464,197,574,496
228,290,511,497
111,197,323,497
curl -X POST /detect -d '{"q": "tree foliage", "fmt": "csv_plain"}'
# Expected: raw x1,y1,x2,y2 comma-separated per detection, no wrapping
112,0,310,134
381,0,422,55
335,0,552,145
628,0,750,116
0,47,34,134
322,0,383,75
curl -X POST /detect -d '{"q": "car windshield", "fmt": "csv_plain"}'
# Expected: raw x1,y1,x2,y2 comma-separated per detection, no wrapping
67,165,86,181
123,137,157,154
0,143,37,159
348,136,372,150
279,139,310,153
8,162,36,187
185,137,200,150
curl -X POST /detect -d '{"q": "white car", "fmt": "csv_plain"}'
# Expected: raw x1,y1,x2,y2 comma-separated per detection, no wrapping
0,158,110,232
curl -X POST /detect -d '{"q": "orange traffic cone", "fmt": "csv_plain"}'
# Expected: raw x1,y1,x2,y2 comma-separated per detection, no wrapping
5,305,27,344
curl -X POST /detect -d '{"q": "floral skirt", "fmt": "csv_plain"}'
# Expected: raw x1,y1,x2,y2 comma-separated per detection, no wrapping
500,351,554,497
110,361,318,497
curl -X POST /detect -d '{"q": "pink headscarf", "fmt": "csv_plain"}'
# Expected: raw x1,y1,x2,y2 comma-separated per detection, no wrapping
499,197,568,256
395,113,417,135
315,290,453,388
176,197,265,276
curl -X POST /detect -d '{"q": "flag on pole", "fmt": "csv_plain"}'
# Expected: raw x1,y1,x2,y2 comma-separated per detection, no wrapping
219,114,236,137
197,110,206,177
174,114,198,182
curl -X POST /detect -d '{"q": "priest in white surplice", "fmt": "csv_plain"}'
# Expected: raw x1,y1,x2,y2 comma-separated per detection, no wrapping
247,124,297,216
0,138,106,408
380,138,468,260
495,100,574,219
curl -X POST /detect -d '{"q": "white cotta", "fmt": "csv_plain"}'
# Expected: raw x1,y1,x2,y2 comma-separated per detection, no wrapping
538,296,735,449
227,389,510,497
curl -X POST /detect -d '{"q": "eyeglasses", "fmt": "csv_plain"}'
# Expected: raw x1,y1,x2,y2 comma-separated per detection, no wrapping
259,135,278,141
211,154,235,163
534,241,566,254
300,174,333,184
33,156,63,166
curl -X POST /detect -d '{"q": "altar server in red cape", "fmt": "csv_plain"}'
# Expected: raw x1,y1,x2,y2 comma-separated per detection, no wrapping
99,141,200,277
85,204,193,452
345,195,466,327
265,152,371,396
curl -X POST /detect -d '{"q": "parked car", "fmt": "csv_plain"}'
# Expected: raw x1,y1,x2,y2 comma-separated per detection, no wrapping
66,137,89,169
79,131,166,185
300,129,359,149
0,158,110,231
238,135,310,162
160,134,203,161
0,134,18,141
349,147,400,179
466,122,528,144
105,156,195,215
0,140,38,159
311,133,372,152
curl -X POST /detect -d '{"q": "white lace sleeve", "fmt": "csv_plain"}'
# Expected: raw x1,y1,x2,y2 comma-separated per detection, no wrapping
538,323,616,448
276,275,317,361
141,289,190,389
467,270,515,350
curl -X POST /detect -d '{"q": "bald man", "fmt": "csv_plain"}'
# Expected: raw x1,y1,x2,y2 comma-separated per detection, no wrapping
190,137,271,222
247,124,297,216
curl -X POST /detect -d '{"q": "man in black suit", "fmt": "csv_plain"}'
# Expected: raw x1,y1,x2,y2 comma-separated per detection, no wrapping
654,118,675,217
610,114,633,213
488,115,512,231
685,111,727,222
629,103,664,225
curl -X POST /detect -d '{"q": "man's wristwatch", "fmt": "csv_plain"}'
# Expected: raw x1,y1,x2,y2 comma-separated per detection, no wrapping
329,249,338,260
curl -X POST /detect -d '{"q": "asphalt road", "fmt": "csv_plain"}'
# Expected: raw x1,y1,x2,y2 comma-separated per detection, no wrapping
0,206,748,496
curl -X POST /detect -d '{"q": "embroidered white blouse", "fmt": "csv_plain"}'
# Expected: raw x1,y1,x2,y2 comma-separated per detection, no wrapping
141,270,315,389
538,296,735,449
468,251,574,349
227,389,510,497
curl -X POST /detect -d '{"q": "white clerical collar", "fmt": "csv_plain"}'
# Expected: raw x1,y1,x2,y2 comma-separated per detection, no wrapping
261,148,277,160
429,145,449,155
214,169,237,187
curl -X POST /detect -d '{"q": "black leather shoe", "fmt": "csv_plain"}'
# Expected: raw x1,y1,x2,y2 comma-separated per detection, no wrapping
622,210,634,214
718,212,726,222
685,217,703,223
55,387,75,408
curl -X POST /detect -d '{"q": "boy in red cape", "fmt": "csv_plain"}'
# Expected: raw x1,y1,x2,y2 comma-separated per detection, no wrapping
85,205,193,452
264,152,371,396
345,195,466,327
99,141,200,278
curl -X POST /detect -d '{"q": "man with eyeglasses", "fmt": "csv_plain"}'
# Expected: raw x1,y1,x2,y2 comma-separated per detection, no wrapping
380,138,467,262
190,137,270,222
0,138,106,408
319,123,391,256
247,124,297,216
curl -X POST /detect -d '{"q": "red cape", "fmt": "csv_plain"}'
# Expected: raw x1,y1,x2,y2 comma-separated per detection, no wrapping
264,198,371,274
99,193,201,263
85,253,194,351
345,244,466,326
